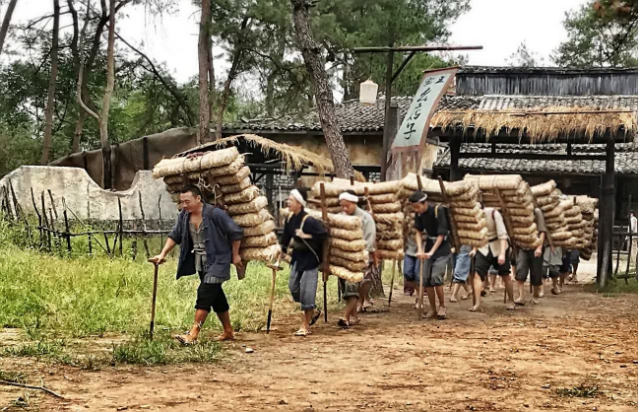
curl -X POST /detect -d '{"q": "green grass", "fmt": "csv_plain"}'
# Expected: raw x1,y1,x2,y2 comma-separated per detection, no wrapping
584,278,638,295
111,332,221,365
556,381,600,398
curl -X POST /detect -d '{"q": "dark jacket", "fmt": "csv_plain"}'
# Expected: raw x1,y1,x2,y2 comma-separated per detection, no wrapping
168,203,243,281
280,209,327,272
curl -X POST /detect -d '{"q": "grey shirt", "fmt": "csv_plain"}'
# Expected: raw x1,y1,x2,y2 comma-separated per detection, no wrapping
351,207,376,253
189,221,224,284
404,230,418,257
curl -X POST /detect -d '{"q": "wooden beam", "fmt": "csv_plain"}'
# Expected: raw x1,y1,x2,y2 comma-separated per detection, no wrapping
352,45,483,53
457,152,608,161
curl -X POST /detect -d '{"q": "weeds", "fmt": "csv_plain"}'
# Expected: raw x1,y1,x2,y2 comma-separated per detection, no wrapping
0,370,26,383
556,379,600,398
111,332,220,365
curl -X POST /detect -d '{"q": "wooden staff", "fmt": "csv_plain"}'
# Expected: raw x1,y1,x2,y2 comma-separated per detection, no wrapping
494,189,518,303
319,182,330,323
364,186,385,302
147,258,165,340
265,256,283,333
437,177,461,290
416,174,425,319
387,258,398,307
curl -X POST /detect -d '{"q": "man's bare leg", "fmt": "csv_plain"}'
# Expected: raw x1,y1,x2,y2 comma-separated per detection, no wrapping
435,285,446,319
460,282,470,300
176,309,208,343
489,274,497,293
450,283,461,302
344,297,359,324
559,272,567,291
514,280,526,305
551,277,561,295
469,273,484,312
531,285,541,304
503,275,515,310
216,310,235,340
538,276,545,298
359,281,373,310
424,287,437,318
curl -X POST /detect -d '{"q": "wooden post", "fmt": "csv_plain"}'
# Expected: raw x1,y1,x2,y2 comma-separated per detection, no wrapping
47,189,58,220
380,45,394,182
31,188,43,248
63,208,72,255
599,136,616,288
138,191,150,258
104,232,112,257
142,136,149,170
158,194,164,251
449,134,462,181
118,197,123,256
41,192,51,251
624,194,633,277
319,182,330,323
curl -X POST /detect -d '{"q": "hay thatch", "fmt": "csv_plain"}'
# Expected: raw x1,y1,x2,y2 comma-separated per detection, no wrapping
431,106,637,142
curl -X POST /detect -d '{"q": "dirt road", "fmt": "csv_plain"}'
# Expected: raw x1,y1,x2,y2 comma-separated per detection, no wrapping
2,283,638,412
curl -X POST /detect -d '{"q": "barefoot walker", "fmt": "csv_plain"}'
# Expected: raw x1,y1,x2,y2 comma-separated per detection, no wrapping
410,191,450,320
469,205,515,311
279,188,327,336
150,185,244,344
338,190,377,327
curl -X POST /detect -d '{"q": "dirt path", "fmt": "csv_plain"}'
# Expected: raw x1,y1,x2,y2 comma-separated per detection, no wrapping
2,283,638,412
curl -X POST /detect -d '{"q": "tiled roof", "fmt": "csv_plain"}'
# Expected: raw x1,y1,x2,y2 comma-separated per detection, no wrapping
223,95,637,133
433,143,638,175
458,66,638,75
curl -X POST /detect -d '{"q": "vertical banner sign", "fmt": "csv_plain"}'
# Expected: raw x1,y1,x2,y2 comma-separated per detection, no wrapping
390,67,458,177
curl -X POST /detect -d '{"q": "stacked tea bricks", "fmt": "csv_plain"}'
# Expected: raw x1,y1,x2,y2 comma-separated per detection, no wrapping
530,181,576,249
561,199,588,255
152,146,280,262
309,179,405,261
280,208,366,283
573,196,598,260
400,173,488,249
464,174,540,250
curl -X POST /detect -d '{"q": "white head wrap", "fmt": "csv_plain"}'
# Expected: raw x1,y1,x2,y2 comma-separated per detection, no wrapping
339,192,359,203
290,189,306,207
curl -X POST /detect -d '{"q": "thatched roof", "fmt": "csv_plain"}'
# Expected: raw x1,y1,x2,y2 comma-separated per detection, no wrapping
177,133,365,181
432,106,637,142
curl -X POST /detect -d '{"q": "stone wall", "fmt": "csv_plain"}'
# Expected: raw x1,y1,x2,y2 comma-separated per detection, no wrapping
0,166,177,221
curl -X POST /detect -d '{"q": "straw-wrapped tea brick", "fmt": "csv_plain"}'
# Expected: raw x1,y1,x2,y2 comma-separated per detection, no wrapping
514,233,541,246
365,180,401,195
551,231,573,241
458,237,492,248
456,220,487,232
243,220,276,237
513,223,538,235
219,177,252,194
376,228,403,240
511,215,535,225
450,199,477,209
226,196,269,216
377,239,403,250
329,227,365,241
330,238,367,252
240,244,281,261
371,202,402,213
368,193,397,204
378,249,403,260
330,248,369,263
531,180,556,197
330,256,367,272
152,147,240,178
330,265,364,283
242,232,278,248
208,156,245,177
464,174,523,191
216,166,251,185
223,186,261,205
458,228,489,241
374,212,404,224
454,212,485,223
232,209,272,227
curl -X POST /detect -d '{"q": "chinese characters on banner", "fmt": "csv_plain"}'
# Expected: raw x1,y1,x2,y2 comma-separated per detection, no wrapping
388,67,458,179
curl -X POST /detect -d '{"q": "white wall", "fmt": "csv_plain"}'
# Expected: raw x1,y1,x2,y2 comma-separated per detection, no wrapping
0,166,177,221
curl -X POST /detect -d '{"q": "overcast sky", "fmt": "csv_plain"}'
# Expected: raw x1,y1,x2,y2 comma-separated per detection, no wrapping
3,0,586,89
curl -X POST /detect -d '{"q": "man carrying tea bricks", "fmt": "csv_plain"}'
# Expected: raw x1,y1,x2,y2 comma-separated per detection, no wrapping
469,205,515,311
151,185,244,344
514,207,547,305
280,188,326,336
409,191,450,320
338,190,377,327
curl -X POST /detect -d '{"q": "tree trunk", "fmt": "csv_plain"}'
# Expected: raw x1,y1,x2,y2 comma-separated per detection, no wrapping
215,16,249,140
0,0,18,57
197,0,211,144
72,2,108,153
207,34,215,123
99,0,117,189
291,0,353,178
40,0,60,165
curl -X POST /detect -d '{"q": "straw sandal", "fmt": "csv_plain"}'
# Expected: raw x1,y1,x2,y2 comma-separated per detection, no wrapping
310,309,322,326
174,333,197,346
337,318,351,328
294,329,311,336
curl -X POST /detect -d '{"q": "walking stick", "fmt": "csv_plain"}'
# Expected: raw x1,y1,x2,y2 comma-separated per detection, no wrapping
320,183,330,323
387,259,397,307
417,256,425,319
147,258,165,340
265,257,283,334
